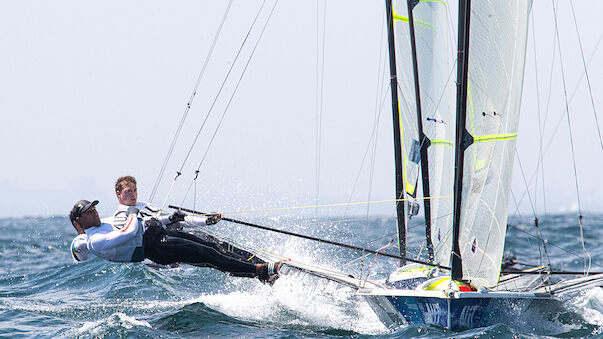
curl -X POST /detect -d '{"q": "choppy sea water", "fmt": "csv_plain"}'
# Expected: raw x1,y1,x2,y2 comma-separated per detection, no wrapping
1,213,603,338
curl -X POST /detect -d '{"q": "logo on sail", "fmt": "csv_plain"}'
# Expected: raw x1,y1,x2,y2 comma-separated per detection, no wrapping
471,238,477,253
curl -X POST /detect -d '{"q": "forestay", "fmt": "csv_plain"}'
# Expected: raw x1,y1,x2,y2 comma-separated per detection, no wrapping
458,0,532,287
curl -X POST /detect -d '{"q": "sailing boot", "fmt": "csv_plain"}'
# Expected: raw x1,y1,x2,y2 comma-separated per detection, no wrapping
257,260,288,285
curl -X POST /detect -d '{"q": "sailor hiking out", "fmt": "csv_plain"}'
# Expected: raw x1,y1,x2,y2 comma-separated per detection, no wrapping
69,175,282,284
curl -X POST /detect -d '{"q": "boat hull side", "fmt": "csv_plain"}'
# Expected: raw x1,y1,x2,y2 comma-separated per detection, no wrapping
384,294,548,330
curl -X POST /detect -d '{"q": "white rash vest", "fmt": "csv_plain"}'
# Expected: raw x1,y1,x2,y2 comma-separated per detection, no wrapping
71,214,144,263
71,234,93,262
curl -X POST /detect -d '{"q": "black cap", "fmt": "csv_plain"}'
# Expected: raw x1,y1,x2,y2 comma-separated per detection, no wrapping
70,200,99,222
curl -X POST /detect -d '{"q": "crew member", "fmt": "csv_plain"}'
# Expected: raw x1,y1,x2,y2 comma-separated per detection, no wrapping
112,175,266,266
69,199,280,283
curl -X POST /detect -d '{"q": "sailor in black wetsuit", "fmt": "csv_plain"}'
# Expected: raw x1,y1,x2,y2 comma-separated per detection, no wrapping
113,177,264,267
69,198,280,284
111,175,277,278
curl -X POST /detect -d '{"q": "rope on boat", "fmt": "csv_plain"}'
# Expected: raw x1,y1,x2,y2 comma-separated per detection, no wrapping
173,204,603,277
169,204,450,269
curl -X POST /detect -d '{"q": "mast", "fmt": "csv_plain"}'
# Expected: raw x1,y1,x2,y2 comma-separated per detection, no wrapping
451,0,472,281
385,0,406,263
406,0,434,261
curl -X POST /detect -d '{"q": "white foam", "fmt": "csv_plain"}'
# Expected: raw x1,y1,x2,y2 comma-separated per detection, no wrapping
567,287,603,326
72,312,151,336
186,220,392,334
197,270,388,335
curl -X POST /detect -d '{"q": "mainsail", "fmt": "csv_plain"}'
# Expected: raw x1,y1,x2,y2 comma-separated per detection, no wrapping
453,0,532,287
407,0,455,267
389,0,454,266
391,1,421,206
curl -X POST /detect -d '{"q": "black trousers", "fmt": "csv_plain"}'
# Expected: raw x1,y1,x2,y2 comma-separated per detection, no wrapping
143,220,263,278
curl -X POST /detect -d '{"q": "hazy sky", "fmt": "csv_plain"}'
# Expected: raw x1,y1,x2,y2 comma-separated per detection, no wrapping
1,0,602,219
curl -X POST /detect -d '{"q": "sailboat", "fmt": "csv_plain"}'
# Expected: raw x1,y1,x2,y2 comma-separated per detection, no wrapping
275,0,603,330
156,0,603,331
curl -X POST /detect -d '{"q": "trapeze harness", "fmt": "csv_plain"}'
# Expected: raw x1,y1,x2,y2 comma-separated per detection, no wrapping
112,202,173,230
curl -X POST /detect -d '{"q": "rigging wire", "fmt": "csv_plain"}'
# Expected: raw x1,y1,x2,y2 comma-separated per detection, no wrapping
175,204,601,277
343,242,393,268
178,1,269,173
529,8,552,281
149,0,234,203
512,184,553,276
513,150,552,280
180,0,281,205
551,0,591,274
429,57,457,126
363,238,395,282
343,83,389,218
158,0,271,208
508,224,603,272
340,4,389,220
364,7,388,223
569,0,603,152
444,0,457,58
509,147,539,263
541,0,560,137
366,104,383,223
509,191,597,274
511,167,552,271
531,10,547,217
176,195,451,216
514,152,537,219
511,31,603,212
172,204,450,268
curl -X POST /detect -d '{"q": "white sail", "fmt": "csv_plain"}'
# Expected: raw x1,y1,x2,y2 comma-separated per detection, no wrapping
411,0,455,266
458,0,532,287
392,1,421,206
